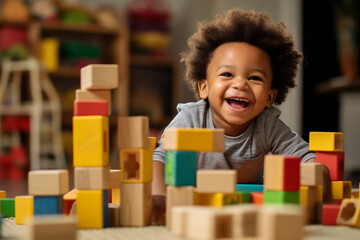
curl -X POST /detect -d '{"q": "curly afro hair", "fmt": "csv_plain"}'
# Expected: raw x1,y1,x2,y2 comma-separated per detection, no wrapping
180,8,303,105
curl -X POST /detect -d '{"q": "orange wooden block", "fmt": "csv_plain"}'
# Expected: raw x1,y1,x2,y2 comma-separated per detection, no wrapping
73,100,108,116
251,192,264,206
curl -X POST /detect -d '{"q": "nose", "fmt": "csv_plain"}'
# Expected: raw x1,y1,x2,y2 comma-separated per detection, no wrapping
232,77,248,90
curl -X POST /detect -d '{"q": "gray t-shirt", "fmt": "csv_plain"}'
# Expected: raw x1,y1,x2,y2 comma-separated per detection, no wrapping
153,100,315,183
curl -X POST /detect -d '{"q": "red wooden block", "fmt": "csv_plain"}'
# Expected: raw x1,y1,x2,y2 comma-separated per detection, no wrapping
64,199,75,215
322,204,341,225
73,100,108,116
251,192,264,206
316,152,344,181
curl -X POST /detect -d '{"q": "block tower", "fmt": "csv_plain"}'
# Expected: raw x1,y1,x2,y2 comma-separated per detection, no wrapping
162,128,225,229
73,64,118,229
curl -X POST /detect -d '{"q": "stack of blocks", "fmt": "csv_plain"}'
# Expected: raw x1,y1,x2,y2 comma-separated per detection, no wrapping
73,64,118,229
118,116,155,227
162,128,225,229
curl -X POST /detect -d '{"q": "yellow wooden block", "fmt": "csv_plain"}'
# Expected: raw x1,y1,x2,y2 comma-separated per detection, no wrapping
73,116,109,167
15,196,34,225
40,38,59,72
28,170,69,196
309,132,343,152
111,188,120,204
194,192,242,207
120,146,152,183
81,64,118,90
332,181,352,200
163,128,224,152
77,190,106,229
336,199,360,228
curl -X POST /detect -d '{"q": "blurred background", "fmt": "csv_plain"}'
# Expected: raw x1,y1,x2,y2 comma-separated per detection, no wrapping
0,0,359,193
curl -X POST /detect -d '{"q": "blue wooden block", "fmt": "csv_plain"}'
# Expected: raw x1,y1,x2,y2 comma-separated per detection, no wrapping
165,151,197,186
34,196,62,215
236,184,264,193
103,190,108,227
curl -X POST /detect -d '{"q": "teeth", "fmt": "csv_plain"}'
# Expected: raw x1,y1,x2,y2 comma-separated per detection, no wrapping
227,98,249,103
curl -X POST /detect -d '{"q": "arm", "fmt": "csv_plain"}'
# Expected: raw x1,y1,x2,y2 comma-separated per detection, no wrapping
152,161,166,195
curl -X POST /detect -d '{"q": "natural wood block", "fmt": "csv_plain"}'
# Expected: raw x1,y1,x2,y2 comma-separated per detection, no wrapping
77,190,108,229
120,183,152,227
165,151,197,186
28,170,69,196
264,191,299,204
73,100,108,116
352,188,359,199
316,152,345,181
108,203,120,227
336,199,360,228
300,186,322,223
331,181,352,200
110,169,121,189
309,132,343,152
194,192,242,207
120,147,152,183
73,116,109,167
163,128,224,152
74,166,110,190
264,155,300,191
63,189,78,216
171,206,191,237
166,186,194,229
322,204,341,225
300,163,323,186
75,89,111,114
15,196,33,225
34,196,63,215
81,64,118,90
23,216,77,240
118,116,150,149
196,170,236,193
0,198,15,217
259,206,304,240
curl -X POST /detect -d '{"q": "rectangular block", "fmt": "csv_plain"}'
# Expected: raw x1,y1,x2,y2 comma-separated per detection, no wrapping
0,198,15,217
194,192,242,207
264,191,299,204
23,216,77,240
77,190,108,229
165,151,197,186
166,186,194,229
300,162,323,186
75,89,111,114
331,181,352,200
74,166,110,190
34,196,63,215
309,132,343,152
336,199,360,227
196,170,236,193
15,196,34,225
236,184,264,193
322,204,341,225
251,192,264,205
110,169,121,189
73,116,109,167
316,152,344,181
120,147,152,183
74,100,108,116
300,186,322,223
28,170,69,196
120,183,152,227
264,155,300,191
163,128,224,152
81,64,118,90
117,116,150,149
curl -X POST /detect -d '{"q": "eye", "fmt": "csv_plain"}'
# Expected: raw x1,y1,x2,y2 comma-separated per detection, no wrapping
249,76,264,82
220,72,233,78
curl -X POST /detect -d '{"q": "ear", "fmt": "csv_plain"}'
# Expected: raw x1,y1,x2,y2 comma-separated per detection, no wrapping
266,89,278,107
198,79,209,99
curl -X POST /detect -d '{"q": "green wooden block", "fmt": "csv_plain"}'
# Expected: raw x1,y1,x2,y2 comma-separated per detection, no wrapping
0,198,15,217
236,191,251,203
264,190,299,204
165,151,197,186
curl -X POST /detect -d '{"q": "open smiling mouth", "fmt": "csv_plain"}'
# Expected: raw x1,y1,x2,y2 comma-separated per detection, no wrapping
225,98,250,109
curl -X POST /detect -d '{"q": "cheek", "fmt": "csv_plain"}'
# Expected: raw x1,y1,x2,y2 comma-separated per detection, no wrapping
209,81,227,96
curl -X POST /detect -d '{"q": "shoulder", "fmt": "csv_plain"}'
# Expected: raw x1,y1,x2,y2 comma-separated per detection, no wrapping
168,100,209,128
176,100,208,113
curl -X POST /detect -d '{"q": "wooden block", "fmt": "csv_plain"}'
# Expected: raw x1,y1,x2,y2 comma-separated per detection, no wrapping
28,170,69,196
118,116,150,149
300,162,323,186
316,152,345,181
73,116,109,167
108,203,120,227
151,195,166,226
63,189,78,216
111,188,120,204
322,204,341,225
336,199,360,228
196,170,236,193
77,190,108,229
194,192,242,207
23,216,77,240
332,181,352,200
110,169,121,189
264,190,299,204
0,198,15,217
259,205,304,240
120,183,152,227
264,155,300,191
300,186,322,223
74,166,110,190
0,190,5,198
163,128,224,152
120,147,152,183
309,132,343,152
75,89,111,114
81,64,118,90
236,184,264,193
239,192,251,203
165,151,197,186
171,206,191,237
34,196,63,215
166,186,194,229
352,188,359,199
251,192,264,205
15,196,34,225
73,100,108,116
315,202,324,224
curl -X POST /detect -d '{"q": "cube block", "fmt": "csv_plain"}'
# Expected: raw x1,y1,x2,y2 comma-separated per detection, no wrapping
196,170,236,193
120,148,152,183
0,198,15,217
28,170,69,196
316,152,344,181
331,181,352,200
118,116,150,149
300,163,323,186
15,196,34,225
309,132,343,152
81,64,118,90
74,166,110,190
165,151,197,186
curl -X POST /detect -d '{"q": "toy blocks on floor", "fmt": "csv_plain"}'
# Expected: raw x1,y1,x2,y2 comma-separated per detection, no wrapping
264,191,299,204
171,206,190,237
0,198,15,217
118,116,150,149
73,116,109,167
336,199,360,228
34,196,63,215
15,196,33,225
300,186,323,223
331,181,352,200
309,132,343,152
322,204,341,225
80,64,118,90
28,170,69,196
194,192,242,207
73,100,108,116
120,147,153,183
300,163,324,186
63,189,78,216
165,151,197,186
196,170,236,193
163,128,225,152
75,89,111,114
316,152,345,181
74,166,110,190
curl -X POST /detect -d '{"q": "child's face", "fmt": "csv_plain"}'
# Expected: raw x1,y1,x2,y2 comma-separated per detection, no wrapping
198,42,277,136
